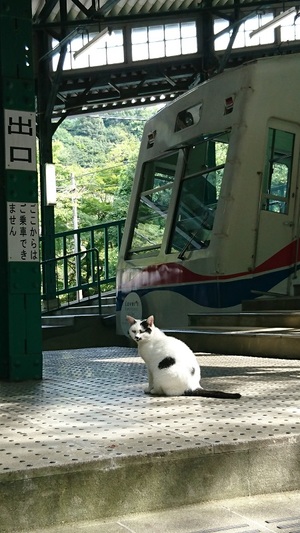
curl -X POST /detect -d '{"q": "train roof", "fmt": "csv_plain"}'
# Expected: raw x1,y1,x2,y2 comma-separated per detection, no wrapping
141,53,300,154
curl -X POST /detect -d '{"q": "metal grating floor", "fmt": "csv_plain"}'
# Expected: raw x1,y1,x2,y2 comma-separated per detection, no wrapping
1,347,300,473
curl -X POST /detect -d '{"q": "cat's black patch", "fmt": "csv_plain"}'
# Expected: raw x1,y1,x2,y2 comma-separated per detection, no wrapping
191,367,196,376
158,356,176,370
141,319,152,334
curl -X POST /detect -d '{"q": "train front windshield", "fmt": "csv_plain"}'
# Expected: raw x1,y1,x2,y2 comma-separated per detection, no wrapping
126,130,230,259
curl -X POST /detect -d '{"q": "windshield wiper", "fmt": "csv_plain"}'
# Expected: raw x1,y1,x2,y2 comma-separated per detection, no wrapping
178,231,198,260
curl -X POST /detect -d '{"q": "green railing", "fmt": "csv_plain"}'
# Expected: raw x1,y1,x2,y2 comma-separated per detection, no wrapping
41,248,102,313
41,219,125,311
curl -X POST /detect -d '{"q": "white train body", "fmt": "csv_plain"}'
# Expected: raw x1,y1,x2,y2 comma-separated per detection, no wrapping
116,54,300,331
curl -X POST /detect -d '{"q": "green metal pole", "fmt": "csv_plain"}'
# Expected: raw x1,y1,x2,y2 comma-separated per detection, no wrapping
0,1,42,380
36,27,58,310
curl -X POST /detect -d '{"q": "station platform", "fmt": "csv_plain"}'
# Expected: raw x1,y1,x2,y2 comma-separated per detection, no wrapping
1,346,300,532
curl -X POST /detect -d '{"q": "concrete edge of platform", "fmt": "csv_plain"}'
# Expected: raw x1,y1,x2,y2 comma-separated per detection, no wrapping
1,435,300,532
42,316,131,350
168,329,300,358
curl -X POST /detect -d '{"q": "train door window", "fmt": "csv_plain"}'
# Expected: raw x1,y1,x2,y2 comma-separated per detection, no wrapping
127,151,179,257
169,131,230,254
261,128,295,214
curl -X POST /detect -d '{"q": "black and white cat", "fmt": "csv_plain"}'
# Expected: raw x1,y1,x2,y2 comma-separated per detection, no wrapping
127,315,241,399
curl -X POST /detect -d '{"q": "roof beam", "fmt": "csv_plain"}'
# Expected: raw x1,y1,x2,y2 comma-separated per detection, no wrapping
40,27,84,61
34,0,59,24
70,0,120,19
45,44,68,122
71,0,92,17
217,22,241,73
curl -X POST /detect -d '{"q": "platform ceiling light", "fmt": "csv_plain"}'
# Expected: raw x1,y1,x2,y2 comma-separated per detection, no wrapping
250,7,296,38
73,27,109,60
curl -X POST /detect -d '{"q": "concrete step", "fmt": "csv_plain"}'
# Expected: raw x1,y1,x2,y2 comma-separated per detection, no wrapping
58,305,100,315
186,309,300,357
101,303,116,314
42,315,75,327
188,311,300,328
101,294,116,304
42,292,116,315
242,296,300,311
42,314,129,350
17,491,300,533
41,291,117,349
52,305,116,317
168,327,300,358
49,302,116,316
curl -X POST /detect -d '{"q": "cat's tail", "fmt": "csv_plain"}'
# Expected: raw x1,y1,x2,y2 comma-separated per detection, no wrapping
184,388,241,399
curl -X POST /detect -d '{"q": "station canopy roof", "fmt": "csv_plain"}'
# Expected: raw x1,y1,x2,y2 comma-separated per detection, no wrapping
31,1,299,23
31,1,300,122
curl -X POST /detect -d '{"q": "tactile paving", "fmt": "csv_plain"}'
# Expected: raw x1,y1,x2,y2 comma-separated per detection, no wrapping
1,348,300,473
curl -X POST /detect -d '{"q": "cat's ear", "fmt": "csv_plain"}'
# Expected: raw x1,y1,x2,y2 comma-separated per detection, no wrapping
126,315,136,325
147,315,154,327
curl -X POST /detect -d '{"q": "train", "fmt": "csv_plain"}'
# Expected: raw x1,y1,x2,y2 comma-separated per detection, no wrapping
116,53,300,334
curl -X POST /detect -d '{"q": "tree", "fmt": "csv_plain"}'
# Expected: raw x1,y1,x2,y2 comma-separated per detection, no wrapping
52,106,162,232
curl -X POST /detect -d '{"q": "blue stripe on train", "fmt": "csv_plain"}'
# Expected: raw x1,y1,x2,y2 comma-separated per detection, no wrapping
116,266,293,311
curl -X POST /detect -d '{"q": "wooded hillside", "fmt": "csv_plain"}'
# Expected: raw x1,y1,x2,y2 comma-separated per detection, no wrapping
52,106,160,232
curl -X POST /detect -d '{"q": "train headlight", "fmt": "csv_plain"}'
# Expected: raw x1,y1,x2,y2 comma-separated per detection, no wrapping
174,103,202,132
175,110,194,131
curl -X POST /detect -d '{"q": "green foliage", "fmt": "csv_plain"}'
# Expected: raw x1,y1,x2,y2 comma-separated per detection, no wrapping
52,107,161,233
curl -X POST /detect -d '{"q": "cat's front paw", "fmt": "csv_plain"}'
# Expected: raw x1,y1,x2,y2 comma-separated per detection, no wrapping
144,383,162,395
144,386,158,395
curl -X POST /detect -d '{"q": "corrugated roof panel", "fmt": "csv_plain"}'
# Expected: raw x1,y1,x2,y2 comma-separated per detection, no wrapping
118,0,142,16
31,0,216,22
32,1,297,24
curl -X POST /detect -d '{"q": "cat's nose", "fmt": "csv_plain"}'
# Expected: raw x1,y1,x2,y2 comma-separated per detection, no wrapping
135,335,140,341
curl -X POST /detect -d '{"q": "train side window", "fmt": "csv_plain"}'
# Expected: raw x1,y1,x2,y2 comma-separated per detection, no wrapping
169,131,230,254
261,128,295,214
126,151,179,258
